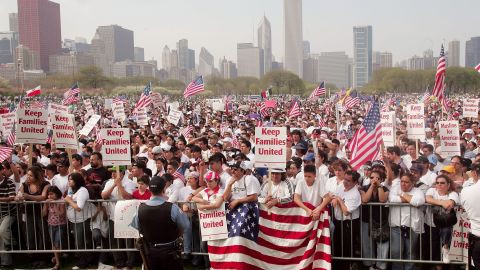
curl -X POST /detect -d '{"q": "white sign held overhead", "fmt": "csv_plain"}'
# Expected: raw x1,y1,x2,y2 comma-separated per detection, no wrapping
406,103,425,140
463,99,479,118
15,108,48,144
438,121,461,157
79,114,101,136
112,102,126,122
167,109,183,126
51,113,78,149
47,103,68,130
254,127,287,168
0,113,16,139
136,107,149,126
380,111,396,147
100,128,131,166
84,99,95,117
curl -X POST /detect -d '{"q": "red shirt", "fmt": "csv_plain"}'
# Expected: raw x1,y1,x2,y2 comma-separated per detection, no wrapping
132,189,152,200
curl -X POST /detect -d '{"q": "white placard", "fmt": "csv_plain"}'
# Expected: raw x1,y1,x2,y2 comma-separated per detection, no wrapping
167,101,180,111
114,200,141,238
100,128,131,166
380,111,396,147
463,98,479,118
151,92,163,108
16,108,48,144
406,103,425,140
136,108,149,126
254,127,287,168
112,102,126,122
47,103,68,130
212,102,225,112
448,206,469,263
438,121,461,157
0,113,16,138
52,113,78,149
167,109,183,126
84,99,95,117
79,114,101,136
105,99,113,109
198,204,228,241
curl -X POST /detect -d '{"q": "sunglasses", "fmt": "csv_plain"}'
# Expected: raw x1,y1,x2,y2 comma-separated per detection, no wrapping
369,176,380,179
436,181,447,185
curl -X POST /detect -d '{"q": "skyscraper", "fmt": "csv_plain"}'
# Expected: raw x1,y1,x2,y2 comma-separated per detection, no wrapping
448,40,460,67
18,0,61,71
0,32,19,64
188,49,195,70
162,45,171,70
303,40,310,58
219,57,237,79
237,43,264,78
177,39,189,69
134,47,145,62
9,13,18,33
198,47,214,76
372,51,392,71
258,16,272,74
284,0,303,77
317,52,350,89
95,25,134,64
465,37,480,68
353,25,372,89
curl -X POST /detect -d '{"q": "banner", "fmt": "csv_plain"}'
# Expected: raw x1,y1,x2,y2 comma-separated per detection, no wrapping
51,113,77,149
463,98,479,118
380,111,396,147
254,127,287,168
449,206,469,263
47,103,68,130
15,108,48,144
198,204,228,241
150,92,163,108
167,109,183,126
136,107,149,126
112,102,126,122
0,112,16,138
406,103,425,140
79,114,101,136
100,128,131,166
84,99,95,118
438,121,461,156
114,200,141,238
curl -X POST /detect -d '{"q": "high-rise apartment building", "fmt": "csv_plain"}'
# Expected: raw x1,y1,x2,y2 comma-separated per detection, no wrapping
9,13,18,33
284,0,303,77
372,51,392,71
95,25,134,64
219,57,237,79
134,47,144,62
258,16,272,74
353,25,372,88
302,56,318,83
90,32,109,75
0,32,19,64
177,39,189,69
237,43,264,78
16,44,40,70
317,52,350,89
198,47,214,76
465,37,480,68
188,49,195,70
162,45,171,70
303,40,310,58
447,40,460,67
18,0,61,71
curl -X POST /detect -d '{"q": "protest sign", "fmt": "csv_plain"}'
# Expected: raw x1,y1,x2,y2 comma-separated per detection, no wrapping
84,99,95,117
167,101,180,111
212,102,225,112
79,114,101,136
448,206,469,263
51,113,77,149
380,111,396,147
463,98,479,118
151,92,163,108
104,99,113,109
47,103,68,130
112,102,126,122
136,107,149,126
167,109,183,126
406,103,425,140
198,204,228,241
100,128,131,166
438,121,461,156
254,127,287,168
0,112,16,138
15,108,48,144
114,200,141,238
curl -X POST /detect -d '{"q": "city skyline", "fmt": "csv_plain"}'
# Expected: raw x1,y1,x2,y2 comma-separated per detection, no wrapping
1,0,479,67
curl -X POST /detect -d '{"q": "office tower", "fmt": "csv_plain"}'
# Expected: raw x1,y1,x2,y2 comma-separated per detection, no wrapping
284,0,303,77
111,60,156,78
447,40,460,67
303,40,310,58
95,25,134,64
237,43,264,78
219,57,237,79
49,52,94,75
134,47,145,62
16,44,40,70
162,45,171,70
0,32,19,64
188,49,195,70
407,55,425,71
9,13,18,33
466,37,480,68
372,51,393,71
177,39,189,69
18,0,61,71
302,56,318,82
353,25,372,88
317,52,350,89
198,47,214,76
258,15,272,74
90,32,109,76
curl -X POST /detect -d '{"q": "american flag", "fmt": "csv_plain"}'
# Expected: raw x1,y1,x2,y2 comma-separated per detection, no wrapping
256,120,263,127
208,202,331,270
288,100,301,118
308,81,326,100
232,136,240,149
30,101,46,110
172,169,185,183
475,63,480,73
180,125,194,138
113,96,127,104
381,98,394,112
223,95,234,114
6,124,16,146
0,147,12,163
442,93,453,113
259,102,269,118
62,82,80,105
318,117,326,128
421,89,432,104
348,100,383,170
343,95,360,111
133,82,152,113
46,129,53,144
431,45,446,101
183,76,205,98
94,126,103,146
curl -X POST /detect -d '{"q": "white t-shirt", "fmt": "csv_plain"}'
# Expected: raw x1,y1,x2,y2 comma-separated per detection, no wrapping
167,178,185,203
178,186,195,202
425,188,459,227
325,176,343,196
52,174,69,195
461,182,480,236
317,164,329,179
67,187,93,223
333,184,361,220
420,170,437,188
102,177,137,220
294,177,324,206
228,174,260,201
199,187,224,203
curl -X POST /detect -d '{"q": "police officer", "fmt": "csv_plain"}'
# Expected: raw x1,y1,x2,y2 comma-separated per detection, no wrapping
136,176,190,270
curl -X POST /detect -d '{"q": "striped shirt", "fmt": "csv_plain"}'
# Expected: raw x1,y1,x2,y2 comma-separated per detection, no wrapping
0,177,16,218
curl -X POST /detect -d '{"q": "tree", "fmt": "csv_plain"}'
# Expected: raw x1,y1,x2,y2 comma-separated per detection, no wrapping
78,65,110,89
261,70,305,95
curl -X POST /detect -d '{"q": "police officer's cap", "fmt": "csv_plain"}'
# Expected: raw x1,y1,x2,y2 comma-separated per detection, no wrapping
149,176,166,194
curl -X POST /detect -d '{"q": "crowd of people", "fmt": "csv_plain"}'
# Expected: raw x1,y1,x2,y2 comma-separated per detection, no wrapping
0,92,479,270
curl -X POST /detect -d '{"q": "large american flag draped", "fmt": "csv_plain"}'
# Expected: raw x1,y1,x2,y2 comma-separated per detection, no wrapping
183,76,205,98
62,82,80,105
133,82,152,113
308,81,326,100
288,100,302,118
431,45,446,100
208,202,331,270
348,100,383,170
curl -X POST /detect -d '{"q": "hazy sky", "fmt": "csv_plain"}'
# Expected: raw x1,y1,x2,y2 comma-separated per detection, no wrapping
1,0,479,67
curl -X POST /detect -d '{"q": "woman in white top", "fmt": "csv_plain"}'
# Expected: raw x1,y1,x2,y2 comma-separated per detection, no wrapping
425,174,459,265
286,160,302,188
325,160,348,196
258,168,294,207
192,171,224,210
64,172,95,268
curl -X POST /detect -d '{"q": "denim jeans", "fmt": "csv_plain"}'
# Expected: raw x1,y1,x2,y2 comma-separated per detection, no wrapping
390,226,420,270
361,221,389,270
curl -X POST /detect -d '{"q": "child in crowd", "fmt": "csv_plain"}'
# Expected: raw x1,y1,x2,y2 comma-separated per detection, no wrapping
294,165,331,220
42,186,66,270
132,175,152,200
